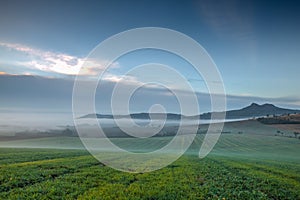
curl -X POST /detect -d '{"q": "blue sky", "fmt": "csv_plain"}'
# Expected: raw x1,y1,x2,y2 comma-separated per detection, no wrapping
1,0,300,116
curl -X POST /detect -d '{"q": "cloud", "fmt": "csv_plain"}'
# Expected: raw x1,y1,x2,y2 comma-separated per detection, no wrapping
1,75,300,116
100,74,164,90
0,42,120,76
0,42,205,95
101,74,139,84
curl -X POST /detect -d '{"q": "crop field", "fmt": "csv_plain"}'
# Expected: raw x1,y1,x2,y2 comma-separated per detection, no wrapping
0,131,300,200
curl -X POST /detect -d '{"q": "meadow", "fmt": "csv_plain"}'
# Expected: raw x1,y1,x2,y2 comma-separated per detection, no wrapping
0,121,300,199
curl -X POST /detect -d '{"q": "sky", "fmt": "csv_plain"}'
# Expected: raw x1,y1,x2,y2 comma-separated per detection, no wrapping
1,0,300,125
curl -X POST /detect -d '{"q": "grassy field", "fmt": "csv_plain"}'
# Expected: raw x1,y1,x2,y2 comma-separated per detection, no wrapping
0,128,300,199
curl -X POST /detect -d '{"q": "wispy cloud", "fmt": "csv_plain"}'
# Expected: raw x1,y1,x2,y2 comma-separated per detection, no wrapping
101,74,139,84
0,42,201,93
1,75,299,115
197,0,255,40
0,42,120,76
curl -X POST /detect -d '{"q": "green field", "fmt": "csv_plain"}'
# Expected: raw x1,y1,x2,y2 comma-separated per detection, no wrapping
0,126,300,200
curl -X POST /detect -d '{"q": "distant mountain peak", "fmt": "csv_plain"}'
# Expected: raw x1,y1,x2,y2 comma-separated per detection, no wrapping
248,103,276,108
249,103,260,107
263,103,276,107
231,103,299,118
200,103,300,119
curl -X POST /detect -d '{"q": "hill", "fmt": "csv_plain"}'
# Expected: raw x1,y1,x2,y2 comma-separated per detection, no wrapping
81,113,182,120
81,103,300,120
201,103,300,119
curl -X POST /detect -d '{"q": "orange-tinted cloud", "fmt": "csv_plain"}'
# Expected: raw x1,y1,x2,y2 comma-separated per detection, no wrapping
0,42,120,76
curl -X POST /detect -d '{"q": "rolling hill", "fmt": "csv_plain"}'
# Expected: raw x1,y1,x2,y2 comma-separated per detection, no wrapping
81,103,300,120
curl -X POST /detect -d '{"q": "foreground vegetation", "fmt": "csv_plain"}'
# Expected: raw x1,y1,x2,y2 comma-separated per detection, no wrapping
0,133,299,199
